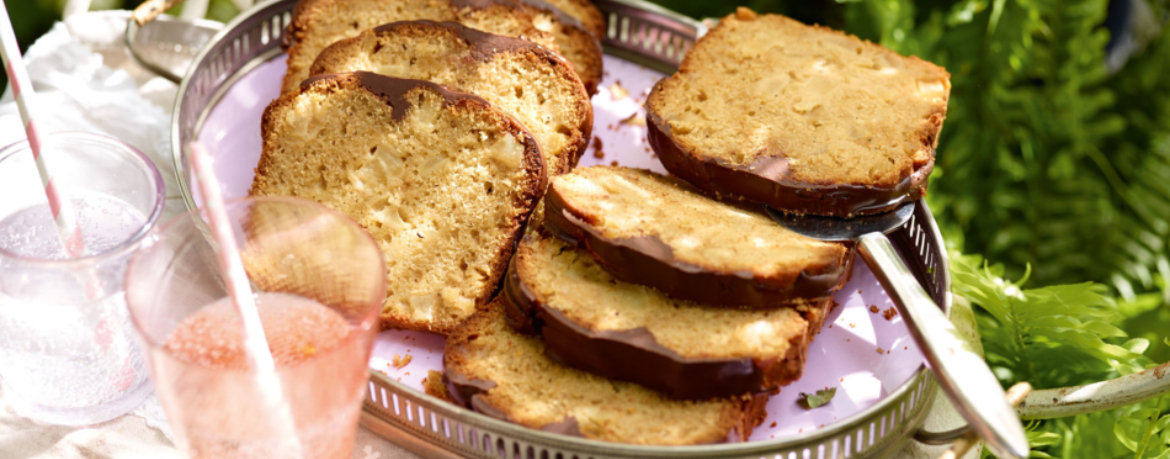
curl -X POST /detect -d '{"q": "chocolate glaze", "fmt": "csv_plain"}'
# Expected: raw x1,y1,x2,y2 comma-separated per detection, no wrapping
542,188,852,308
371,20,542,63
504,254,803,400
646,110,933,218
539,416,584,437
300,72,497,121
450,0,526,10
444,372,515,422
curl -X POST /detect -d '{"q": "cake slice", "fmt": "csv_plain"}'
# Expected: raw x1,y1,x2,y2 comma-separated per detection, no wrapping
535,0,604,39
280,0,555,94
646,8,951,217
444,300,770,444
505,232,832,399
251,72,545,334
309,20,592,177
513,0,604,93
544,166,852,307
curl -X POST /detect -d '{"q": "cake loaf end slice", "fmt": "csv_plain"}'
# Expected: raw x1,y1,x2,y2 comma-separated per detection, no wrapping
252,72,545,334
445,300,769,444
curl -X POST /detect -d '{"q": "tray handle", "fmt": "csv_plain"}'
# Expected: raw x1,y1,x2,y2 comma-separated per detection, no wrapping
914,382,1032,458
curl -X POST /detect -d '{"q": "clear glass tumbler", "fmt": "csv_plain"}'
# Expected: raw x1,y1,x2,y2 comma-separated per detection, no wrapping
0,132,165,425
126,196,386,459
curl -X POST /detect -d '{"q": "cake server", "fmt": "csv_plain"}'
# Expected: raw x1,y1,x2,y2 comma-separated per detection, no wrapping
766,202,1031,459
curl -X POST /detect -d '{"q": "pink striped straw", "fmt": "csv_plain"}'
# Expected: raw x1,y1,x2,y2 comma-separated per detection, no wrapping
0,0,87,258
186,142,275,373
187,142,303,457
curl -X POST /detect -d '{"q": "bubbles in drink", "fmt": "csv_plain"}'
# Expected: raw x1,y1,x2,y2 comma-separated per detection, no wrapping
164,293,352,369
0,192,152,424
158,292,365,459
0,192,147,259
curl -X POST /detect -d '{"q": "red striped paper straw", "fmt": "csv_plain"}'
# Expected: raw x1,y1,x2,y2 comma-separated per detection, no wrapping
186,142,303,457
0,0,87,258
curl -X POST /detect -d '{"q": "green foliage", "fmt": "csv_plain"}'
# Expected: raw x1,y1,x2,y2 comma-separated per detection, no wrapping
951,252,1148,388
953,252,1168,458
1113,396,1170,459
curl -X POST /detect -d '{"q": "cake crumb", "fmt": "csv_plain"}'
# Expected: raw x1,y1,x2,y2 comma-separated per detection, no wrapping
620,112,646,126
869,305,879,313
848,323,856,328
391,354,412,369
876,347,884,354
591,137,604,159
770,421,777,428
883,307,898,320
610,81,629,100
610,160,619,166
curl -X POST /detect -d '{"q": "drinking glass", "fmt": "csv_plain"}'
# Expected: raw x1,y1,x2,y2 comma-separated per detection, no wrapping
0,132,165,425
126,196,386,459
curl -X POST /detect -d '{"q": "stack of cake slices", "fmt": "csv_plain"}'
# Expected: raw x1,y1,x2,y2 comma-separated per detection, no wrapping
255,0,603,333
441,166,855,443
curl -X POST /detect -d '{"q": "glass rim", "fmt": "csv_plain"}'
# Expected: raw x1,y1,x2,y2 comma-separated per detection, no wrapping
0,131,167,267
126,195,386,351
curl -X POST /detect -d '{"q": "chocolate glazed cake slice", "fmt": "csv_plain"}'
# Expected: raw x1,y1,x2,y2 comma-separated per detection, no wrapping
504,231,833,399
251,72,545,334
444,300,770,445
645,8,950,217
543,166,853,307
309,20,592,177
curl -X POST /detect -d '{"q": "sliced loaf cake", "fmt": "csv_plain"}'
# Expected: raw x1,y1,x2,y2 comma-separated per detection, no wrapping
445,300,770,444
280,0,555,94
513,0,604,93
544,166,852,307
309,20,592,177
251,72,545,334
646,8,951,217
505,231,832,399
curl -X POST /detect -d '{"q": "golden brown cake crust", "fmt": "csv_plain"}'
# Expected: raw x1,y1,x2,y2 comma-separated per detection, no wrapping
646,9,950,217
542,167,854,308
535,0,604,39
444,300,769,444
511,0,604,94
308,20,592,177
281,0,555,94
253,72,545,334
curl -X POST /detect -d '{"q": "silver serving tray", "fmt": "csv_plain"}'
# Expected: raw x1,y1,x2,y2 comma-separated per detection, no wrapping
166,0,951,457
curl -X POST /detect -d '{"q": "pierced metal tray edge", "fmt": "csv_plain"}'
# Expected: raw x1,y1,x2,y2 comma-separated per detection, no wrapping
166,0,950,457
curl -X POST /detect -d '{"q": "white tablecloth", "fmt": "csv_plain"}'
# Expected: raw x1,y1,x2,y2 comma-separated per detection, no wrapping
0,10,979,459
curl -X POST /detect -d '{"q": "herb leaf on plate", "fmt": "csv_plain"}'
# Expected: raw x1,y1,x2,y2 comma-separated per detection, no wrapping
798,387,837,410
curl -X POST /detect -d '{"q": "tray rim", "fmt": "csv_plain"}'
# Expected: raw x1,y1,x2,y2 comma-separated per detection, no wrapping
166,0,951,456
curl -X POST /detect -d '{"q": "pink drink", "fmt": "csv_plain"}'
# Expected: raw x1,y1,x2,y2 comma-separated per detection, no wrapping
154,292,372,459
